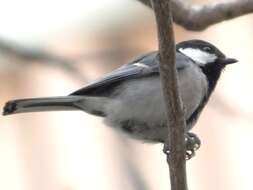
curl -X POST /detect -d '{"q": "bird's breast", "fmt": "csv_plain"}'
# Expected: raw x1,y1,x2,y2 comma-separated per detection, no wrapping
104,65,208,142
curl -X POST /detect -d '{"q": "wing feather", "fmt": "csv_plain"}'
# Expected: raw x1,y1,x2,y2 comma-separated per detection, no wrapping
71,52,191,96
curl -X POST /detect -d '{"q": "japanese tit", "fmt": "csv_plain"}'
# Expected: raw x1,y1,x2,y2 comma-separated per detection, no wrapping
3,40,237,143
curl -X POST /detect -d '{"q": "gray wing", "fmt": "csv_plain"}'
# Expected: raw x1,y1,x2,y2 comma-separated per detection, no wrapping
71,51,190,96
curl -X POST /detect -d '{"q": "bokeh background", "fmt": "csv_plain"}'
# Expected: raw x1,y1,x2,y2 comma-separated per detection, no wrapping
1,0,253,190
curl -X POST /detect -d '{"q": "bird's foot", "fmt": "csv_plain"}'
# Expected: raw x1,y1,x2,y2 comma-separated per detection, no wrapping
185,132,201,160
163,132,201,160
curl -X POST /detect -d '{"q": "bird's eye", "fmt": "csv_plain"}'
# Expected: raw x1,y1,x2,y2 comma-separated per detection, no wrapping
203,46,212,52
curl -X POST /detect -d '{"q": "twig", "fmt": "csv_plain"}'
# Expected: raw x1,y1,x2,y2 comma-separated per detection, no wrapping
151,0,188,190
0,38,86,82
139,0,253,31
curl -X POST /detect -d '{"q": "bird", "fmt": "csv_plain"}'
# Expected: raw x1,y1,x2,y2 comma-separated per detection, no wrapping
2,40,237,158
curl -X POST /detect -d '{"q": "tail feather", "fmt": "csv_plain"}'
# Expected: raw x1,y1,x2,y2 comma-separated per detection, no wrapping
3,96,85,115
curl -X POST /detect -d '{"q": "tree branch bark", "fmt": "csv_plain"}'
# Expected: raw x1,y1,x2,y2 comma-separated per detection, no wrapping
0,38,86,81
139,0,253,31
151,0,188,190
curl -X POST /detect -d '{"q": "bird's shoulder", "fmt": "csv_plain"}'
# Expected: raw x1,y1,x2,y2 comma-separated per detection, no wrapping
71,51,192,96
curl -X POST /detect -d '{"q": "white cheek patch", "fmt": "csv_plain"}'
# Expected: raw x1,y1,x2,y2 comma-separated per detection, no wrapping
179,48,217,65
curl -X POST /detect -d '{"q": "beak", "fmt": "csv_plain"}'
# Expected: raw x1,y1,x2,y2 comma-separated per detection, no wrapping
220,57,238,65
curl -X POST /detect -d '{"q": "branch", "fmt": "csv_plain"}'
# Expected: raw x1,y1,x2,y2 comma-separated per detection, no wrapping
0,38,86,81
151,1,188,190
138,0,253,31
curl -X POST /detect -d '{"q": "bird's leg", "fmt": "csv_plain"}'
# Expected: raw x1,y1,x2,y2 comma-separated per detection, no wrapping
185,132,201,160
163,132,201,160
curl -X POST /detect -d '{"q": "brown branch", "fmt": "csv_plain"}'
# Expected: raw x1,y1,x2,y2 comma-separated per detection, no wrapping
151,0,188,190
0,38,86,82
138,0,253,31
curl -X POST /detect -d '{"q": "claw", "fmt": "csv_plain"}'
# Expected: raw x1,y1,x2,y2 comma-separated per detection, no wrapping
185,132,201,160
163,142,170,154
186,149,196,160
163,132,201,160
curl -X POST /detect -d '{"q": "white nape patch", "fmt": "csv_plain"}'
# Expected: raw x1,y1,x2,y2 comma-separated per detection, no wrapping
133,62,150,68
179,48,217,65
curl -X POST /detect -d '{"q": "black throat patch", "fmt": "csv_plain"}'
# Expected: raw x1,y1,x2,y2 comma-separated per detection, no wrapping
186,63,224,126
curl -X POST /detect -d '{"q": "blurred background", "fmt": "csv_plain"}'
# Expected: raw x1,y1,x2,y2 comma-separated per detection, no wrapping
0,0,253,190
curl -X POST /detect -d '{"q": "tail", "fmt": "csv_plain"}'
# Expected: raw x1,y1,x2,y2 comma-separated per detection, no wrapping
3,95,108,116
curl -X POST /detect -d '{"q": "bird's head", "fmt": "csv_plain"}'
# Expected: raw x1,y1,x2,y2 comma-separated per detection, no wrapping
176,40,238,67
